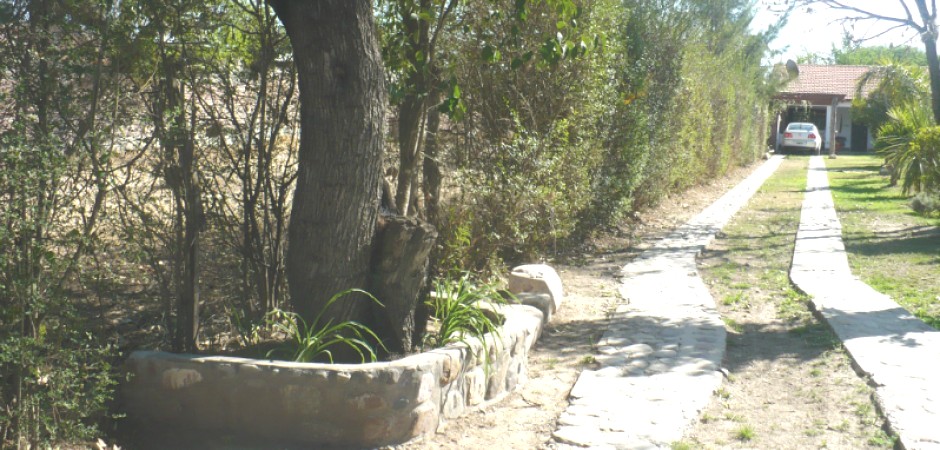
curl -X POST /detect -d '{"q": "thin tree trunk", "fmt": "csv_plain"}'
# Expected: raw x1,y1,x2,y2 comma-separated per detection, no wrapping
908,0,940,125
178,100,202,353
423,90,444,227
269,0,386,324
156,46,200,353
394,0,432,215
924,37,940,125
396,97,425,214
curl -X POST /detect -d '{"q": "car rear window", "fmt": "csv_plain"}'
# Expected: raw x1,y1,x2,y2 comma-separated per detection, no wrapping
786,123,815,131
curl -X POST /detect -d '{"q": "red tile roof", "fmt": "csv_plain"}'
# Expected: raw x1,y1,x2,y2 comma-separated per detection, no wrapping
779,64,878,100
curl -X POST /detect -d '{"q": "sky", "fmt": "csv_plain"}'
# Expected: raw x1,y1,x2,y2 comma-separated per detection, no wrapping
752,1,926,63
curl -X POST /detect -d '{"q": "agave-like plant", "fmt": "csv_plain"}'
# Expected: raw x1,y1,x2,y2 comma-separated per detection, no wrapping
265,289,386,363
877,103,940,193
424,273,506,350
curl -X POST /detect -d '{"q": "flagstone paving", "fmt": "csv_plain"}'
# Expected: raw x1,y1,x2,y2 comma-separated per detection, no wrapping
552,154,940,449
790,156,940,450
552,156,784,449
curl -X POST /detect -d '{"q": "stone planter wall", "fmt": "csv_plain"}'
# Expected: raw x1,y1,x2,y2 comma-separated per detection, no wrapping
122,304,543,448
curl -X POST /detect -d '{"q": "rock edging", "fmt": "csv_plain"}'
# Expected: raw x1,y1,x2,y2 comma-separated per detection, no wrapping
122,303,543,448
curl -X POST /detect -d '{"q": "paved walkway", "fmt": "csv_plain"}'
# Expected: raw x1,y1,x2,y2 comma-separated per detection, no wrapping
791,156,940,450
552,156,785,449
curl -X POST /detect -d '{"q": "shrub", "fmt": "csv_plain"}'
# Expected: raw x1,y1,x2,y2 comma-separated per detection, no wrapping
911,191,940,216
0,325,118,448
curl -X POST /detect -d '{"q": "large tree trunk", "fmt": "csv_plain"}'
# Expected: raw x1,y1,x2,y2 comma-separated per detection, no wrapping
269,0,387,324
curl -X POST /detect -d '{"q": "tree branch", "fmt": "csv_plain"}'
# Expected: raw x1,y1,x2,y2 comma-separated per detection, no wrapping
854,22,916,43
427,0,458,69
812,0,925,32
898,0,917,25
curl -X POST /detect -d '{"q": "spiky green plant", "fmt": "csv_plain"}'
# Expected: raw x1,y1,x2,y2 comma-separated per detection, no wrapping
877,104,940,193
265,289,386,363
424,274,505,350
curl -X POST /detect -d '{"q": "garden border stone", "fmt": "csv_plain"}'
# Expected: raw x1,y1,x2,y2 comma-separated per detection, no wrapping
121,303,543,448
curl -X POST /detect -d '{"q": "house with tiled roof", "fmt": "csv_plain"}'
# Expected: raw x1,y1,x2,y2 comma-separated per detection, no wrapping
773,61,878,152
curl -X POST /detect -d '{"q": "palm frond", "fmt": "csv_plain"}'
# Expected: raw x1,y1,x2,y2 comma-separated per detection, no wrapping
878,103,940,194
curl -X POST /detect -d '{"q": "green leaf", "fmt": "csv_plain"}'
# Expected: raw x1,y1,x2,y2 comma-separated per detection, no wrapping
481,45,501,63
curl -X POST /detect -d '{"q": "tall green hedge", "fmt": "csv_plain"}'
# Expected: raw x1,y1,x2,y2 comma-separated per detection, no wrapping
436,0,774,272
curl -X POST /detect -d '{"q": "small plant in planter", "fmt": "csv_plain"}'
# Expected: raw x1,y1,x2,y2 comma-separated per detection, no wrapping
424,273,507,351
265,289,387,363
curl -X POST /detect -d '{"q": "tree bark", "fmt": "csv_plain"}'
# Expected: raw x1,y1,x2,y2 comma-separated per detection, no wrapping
907,0,940,124
369,215,437,355
924,34,940,124
422,90,444,227
396,97,425,215
178,123,201,353
269,0,387,324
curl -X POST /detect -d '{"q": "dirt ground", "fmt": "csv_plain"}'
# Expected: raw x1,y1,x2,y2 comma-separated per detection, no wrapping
393,162,764,449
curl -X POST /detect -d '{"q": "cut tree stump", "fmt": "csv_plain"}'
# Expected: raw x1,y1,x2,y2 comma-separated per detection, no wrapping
370,214,437,355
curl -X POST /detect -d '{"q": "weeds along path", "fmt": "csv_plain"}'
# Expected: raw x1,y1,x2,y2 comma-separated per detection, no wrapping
683,157,892,449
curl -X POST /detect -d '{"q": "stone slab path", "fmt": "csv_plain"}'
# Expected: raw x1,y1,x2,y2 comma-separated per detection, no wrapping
552,156,784,449
790,156,940,450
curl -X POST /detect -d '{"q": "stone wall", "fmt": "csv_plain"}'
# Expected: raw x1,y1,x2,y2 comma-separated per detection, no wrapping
121,304,543,448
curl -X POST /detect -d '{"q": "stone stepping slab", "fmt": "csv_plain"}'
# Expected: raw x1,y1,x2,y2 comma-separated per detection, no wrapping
791,156,940,450
553,156,784,449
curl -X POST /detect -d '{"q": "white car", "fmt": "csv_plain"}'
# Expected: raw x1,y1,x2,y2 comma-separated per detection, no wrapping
781,122,822,154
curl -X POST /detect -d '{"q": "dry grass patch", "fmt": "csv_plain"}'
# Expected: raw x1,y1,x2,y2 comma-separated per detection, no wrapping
684,156,891,449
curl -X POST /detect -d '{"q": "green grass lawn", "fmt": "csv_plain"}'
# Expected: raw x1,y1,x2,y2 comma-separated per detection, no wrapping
824,154,940,328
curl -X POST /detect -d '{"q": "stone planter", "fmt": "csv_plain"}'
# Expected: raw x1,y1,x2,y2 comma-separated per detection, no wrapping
121,304,543,448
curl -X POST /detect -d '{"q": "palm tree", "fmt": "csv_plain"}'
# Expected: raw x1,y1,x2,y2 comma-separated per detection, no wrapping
877,103,940,193
854,60,930,136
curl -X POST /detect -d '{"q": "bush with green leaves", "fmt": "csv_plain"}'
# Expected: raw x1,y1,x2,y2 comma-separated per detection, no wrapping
435,0,772,274
0,323,118,448
911,191,940,216
264,289,386,363
443,114,598,270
